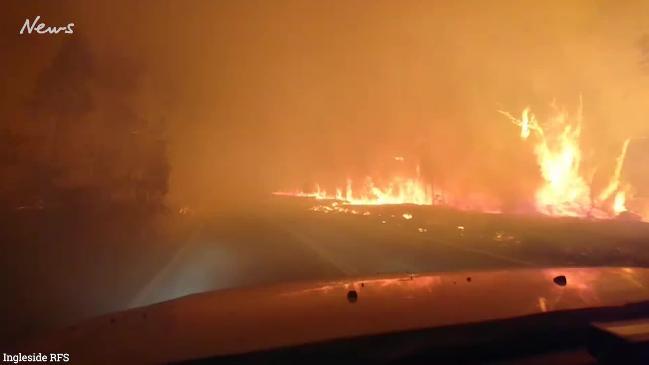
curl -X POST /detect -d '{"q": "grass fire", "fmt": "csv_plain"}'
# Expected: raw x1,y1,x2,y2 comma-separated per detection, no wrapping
276,100,646,222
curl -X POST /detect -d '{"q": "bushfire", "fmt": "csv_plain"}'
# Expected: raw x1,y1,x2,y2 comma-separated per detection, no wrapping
275,101,643,221
273,166,433,206
501,102,632,219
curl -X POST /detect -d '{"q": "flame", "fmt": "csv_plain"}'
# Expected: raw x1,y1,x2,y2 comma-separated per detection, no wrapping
598,138,631,214
274,165,434,206
501,102,631,218
613,191,627,214
274,165,502,213
276,100,640,221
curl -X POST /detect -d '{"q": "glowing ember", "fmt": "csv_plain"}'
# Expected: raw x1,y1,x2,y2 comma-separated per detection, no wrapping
402,213,413,220
308,202,371,215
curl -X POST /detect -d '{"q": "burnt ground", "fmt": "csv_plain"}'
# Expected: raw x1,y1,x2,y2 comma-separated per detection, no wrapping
2,197,649,346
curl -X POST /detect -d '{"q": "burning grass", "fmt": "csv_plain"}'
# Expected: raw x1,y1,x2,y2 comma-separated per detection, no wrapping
275,100,646,222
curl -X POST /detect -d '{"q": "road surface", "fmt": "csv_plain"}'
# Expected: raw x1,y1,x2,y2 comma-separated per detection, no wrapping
2,197,649,345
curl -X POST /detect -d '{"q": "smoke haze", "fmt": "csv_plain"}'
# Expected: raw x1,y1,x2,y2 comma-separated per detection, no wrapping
2,0,649,213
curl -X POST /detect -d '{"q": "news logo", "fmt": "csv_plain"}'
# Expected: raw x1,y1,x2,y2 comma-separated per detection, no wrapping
19,16,74,35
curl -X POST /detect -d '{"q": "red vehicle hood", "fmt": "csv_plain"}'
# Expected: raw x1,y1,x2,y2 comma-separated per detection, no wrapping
19,267,649,363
